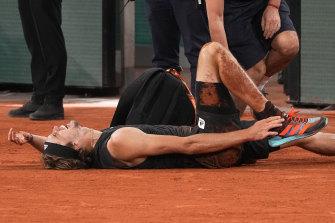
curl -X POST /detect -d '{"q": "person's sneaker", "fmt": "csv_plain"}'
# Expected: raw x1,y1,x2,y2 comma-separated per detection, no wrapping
268,107,328,147
8,101,42,117
29,104,64,120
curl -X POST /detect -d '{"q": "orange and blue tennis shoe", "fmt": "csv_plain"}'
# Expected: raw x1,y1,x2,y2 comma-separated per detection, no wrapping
268,107,328,147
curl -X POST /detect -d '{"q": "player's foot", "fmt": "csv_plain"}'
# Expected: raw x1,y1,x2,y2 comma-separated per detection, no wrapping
8,101,42,117
29,103,64,120
268,107,328,147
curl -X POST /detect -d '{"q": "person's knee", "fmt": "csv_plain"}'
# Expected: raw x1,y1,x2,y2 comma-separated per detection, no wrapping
273,31,300,58
197,42,242,83
280,38,299,57
199,42,229,62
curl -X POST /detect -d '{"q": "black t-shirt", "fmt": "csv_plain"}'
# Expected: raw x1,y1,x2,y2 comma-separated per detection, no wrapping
91,125,204,169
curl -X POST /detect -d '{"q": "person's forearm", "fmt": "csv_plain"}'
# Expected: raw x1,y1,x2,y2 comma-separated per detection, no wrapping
29,134,47,153
183,129,252,155
208,21,229,49
206,0,228,49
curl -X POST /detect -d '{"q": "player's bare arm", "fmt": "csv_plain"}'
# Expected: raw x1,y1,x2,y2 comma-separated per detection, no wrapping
108,117,283,166
206,0,228,48
8,128,46,153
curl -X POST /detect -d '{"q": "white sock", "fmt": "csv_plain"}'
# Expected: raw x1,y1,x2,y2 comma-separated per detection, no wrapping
258,76,270,90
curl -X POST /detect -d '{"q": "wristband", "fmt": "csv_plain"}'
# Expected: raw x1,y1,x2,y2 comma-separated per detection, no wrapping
267,3,279,10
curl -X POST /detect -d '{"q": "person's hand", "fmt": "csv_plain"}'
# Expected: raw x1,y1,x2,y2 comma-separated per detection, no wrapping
8,128,33,145
261,5,281,39
247,116,284,141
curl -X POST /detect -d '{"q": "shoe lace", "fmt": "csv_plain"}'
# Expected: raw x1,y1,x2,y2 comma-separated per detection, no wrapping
285,107,307,123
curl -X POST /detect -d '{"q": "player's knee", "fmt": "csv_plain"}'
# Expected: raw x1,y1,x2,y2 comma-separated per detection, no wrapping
199,42,229,61
201,42,226,55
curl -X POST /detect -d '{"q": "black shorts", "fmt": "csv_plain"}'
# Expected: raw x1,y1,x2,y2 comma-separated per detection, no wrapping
110,68,195,127
194,82,279,168
224,0,296,69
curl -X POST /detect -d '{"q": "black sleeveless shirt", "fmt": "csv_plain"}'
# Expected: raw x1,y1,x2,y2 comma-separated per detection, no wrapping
91,125,204,169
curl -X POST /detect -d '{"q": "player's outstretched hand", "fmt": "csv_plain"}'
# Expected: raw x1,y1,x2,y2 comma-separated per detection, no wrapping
8,128,33,145
247,116,284,141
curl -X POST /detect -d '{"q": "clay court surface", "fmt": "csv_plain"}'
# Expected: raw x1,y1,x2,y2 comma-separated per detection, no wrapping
1,82,335,222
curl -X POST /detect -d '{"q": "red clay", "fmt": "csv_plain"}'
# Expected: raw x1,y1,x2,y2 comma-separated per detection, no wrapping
1,98,335,222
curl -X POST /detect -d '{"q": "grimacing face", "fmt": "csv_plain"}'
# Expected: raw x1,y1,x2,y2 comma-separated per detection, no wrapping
46,120,81,147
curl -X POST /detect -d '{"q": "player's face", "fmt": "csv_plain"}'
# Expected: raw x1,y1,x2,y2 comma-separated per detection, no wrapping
46,120,81,146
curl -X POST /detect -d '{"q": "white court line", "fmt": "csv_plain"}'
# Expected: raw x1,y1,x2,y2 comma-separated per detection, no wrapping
2,98,120,108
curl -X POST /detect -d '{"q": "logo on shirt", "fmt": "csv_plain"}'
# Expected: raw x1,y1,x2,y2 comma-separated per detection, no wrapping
198,117,205,129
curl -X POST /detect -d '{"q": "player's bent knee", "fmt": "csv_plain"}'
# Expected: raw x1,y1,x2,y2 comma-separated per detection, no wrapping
200,42,226,55
199,42,229,61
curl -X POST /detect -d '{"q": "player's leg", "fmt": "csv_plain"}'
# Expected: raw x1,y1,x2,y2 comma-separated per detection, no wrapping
194,42,242,168
197,42,267,113
238,122,335,165
279,132,335,156
194,44,287,167
194,41,275,168
197,42,328,147
223,0,268,113
233,60,266,113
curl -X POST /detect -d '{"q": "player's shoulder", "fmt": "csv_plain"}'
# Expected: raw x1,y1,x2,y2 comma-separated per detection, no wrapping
109,127,144,145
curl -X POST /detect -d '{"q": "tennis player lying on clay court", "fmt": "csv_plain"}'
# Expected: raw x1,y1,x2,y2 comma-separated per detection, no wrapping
8,42,332,169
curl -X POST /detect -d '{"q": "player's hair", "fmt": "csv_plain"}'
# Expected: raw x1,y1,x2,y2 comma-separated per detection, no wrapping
41,148,93,170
